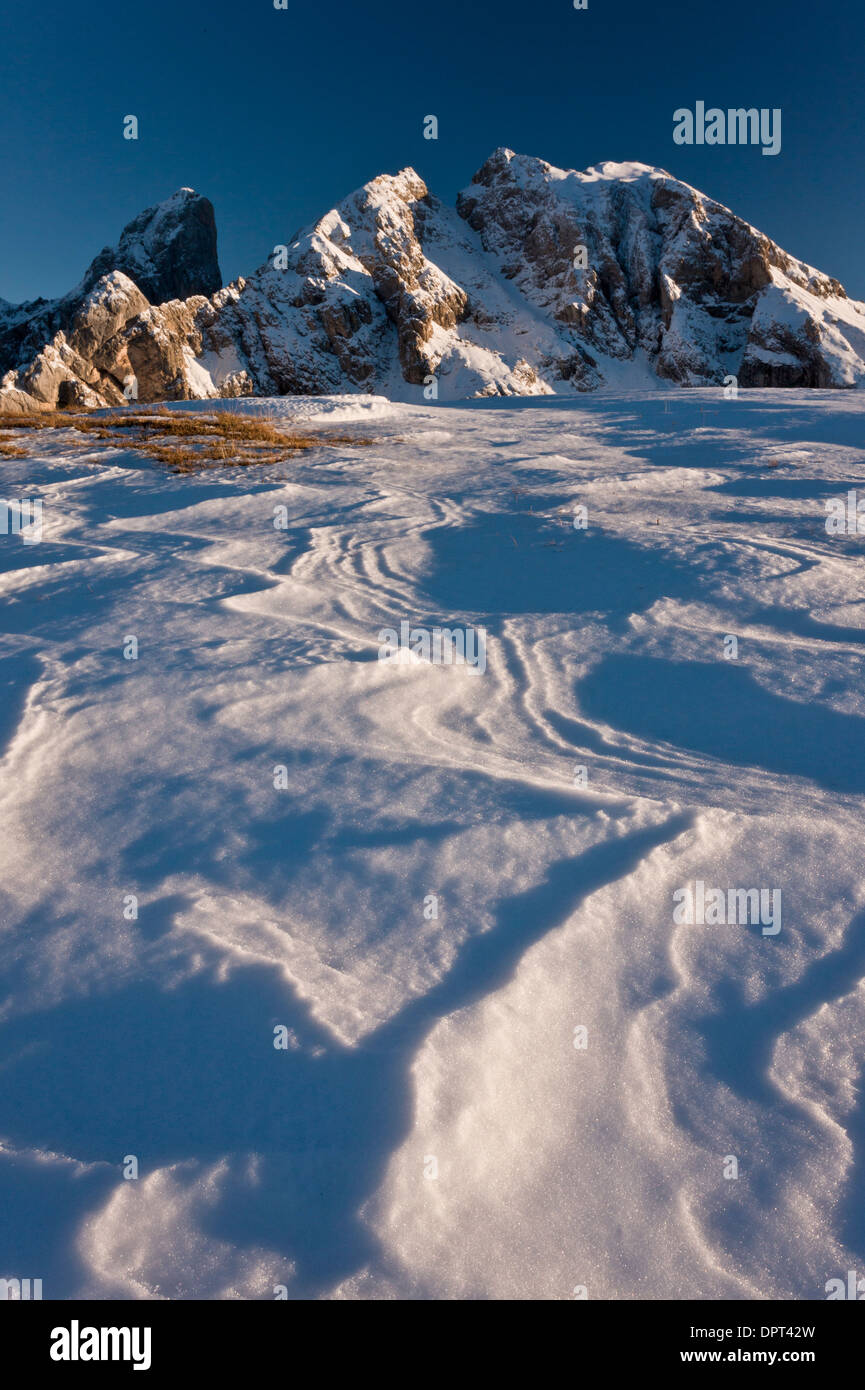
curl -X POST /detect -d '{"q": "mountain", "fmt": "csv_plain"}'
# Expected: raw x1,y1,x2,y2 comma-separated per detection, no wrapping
0,190,221,411
3,152,864,412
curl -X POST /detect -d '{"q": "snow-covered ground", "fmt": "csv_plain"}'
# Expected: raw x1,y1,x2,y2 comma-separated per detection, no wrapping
1,388,865,1300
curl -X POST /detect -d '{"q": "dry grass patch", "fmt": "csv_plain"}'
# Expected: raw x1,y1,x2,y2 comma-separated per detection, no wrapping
0,408,366,472
0,435,28,457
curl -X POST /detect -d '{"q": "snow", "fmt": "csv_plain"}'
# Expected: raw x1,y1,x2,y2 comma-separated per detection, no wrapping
180,346,219,398
1,388,865,1299
160,393,400,422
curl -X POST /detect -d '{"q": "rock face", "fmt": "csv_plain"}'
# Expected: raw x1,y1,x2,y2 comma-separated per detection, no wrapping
455,151,864,392
3,152,865,411
80,189,221,306
0,190,221,410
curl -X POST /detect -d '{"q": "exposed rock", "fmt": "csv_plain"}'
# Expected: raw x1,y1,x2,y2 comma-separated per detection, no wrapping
16,340,84,406
0,381,51,414
56,378,105,409
456,150,865,391
218,370,254,398
67,273,150,360
0,190,221,391
81,189,221,306
122,298,213,402
3,155,865,412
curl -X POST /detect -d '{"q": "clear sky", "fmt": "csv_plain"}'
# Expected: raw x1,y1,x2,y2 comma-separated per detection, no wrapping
1,0,862,304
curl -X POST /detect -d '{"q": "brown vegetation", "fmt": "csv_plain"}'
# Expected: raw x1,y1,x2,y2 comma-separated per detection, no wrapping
0,436,28,457
0,408,365,473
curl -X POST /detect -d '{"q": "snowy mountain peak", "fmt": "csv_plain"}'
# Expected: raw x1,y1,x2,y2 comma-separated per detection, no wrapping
362,167,428,200
81,188,222,305
2,153,864,412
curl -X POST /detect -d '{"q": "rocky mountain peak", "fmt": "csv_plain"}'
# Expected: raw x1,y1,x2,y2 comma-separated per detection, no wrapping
2,155,864,413
82,188,222,305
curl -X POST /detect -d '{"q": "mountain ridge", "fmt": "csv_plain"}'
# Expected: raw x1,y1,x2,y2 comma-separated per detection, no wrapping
2,150,863,411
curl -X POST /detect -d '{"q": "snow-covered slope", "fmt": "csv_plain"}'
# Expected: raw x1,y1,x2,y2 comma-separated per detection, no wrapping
3,154,865,412
2,389,865,1298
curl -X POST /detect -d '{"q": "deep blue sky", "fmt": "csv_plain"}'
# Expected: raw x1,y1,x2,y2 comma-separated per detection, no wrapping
1,0,861,304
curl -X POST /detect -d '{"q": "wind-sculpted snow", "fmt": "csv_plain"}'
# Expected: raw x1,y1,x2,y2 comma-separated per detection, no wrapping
1,390,865,1298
